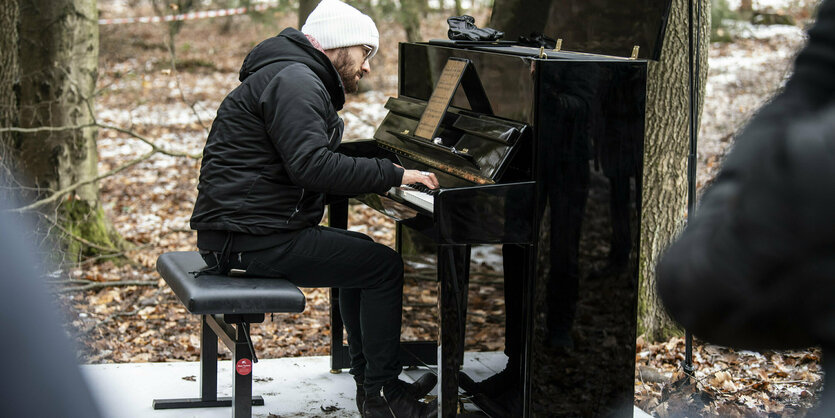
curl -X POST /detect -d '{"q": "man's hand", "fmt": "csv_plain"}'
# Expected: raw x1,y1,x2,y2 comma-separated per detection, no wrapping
396,164,439,189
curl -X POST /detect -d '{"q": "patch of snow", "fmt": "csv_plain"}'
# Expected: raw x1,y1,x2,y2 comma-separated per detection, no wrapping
98,138,153,159
725,0,797,11
697,26,806,187
341,91,390,141
738,350,767,359
470,245,503,270
724,20,806,40
97,101,218,127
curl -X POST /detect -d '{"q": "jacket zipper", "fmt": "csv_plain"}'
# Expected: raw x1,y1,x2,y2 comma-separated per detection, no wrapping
328,127,340,149
286,189,305,224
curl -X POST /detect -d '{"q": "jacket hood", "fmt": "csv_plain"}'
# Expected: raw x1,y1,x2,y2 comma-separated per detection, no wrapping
239,28,345,110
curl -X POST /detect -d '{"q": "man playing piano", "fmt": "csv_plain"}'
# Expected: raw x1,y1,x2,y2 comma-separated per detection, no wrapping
189,0,439,416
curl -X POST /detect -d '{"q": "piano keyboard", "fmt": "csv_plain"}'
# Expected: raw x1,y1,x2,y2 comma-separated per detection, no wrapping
387,184,437,213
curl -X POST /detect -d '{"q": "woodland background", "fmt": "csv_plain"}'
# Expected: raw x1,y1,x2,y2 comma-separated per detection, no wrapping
0,0,826,416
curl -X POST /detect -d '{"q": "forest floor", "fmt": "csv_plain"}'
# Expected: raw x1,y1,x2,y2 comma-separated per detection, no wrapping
52,2,821,417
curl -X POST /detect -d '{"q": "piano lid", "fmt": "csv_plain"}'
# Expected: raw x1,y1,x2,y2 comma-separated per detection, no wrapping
489,0,673,61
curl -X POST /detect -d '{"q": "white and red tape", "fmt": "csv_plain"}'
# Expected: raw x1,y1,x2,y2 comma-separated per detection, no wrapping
97,3,276,25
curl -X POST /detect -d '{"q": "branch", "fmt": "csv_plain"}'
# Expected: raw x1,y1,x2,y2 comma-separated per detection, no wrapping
164,24,210,136
3,65,203,217
404,302,436,307
96,122,202,159
54,280,157,293
69,228,190,269
406,271,504,285
103,308,141,324
7,150,156,213
47,279,100,285
73,250,141,268
0,123,95,133
39,212,122,253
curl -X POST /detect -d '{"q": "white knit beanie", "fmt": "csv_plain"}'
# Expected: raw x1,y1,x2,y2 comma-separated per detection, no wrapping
301,0,379,60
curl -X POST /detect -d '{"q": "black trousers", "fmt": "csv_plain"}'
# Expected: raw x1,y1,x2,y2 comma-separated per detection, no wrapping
202,226,404,395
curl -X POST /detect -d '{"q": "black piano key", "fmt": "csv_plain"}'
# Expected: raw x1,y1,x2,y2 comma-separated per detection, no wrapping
406,183,439,196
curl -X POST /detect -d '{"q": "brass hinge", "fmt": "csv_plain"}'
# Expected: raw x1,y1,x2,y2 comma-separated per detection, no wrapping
539,46,546,59
553,38,563,52
630,45,640,59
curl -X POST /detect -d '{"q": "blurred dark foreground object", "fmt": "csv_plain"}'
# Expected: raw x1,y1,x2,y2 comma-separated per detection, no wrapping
447,16,504,41
518,32,557,49
657,0,835,414
0,188,102,417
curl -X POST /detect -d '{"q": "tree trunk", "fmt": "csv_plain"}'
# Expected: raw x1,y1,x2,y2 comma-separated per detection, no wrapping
399,0,423,42
0,1,19,188
298,0,317,29
740,0,753,12
17,0,122,260
455,0,463,16
639,0,710,342
151,0,195,62
489,0,710,342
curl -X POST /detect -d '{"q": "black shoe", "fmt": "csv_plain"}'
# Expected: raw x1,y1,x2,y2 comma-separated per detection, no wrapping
355,375,366,414
473,389,522,418
362,379,438,418
356,373,437,413
405,372,437,399
459,368,514,398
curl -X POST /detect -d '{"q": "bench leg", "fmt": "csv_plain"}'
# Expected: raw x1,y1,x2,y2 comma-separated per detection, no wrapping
233,322,255,418
201,314,218,401
152,315,264,413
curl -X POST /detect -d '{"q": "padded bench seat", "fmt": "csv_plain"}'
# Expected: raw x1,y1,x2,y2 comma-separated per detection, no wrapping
153,251,306,418
157,251,305,314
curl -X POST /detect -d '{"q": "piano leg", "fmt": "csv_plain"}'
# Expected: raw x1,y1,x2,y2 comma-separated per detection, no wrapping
328,201,349,372
437,244,470,417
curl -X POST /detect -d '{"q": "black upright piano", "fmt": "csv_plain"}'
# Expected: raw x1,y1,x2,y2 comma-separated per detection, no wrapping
329,1,673,416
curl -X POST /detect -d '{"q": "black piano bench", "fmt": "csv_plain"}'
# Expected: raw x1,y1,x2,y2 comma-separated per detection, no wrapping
151,251,306,418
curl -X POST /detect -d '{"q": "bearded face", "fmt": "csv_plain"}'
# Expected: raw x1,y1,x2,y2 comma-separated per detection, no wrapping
333,49,364,94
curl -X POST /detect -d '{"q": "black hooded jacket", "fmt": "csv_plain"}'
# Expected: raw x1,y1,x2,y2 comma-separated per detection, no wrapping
190,28,403,249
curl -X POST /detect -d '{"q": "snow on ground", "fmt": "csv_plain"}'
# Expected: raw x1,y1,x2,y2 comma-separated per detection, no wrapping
341,91,391,141
727,20,808,40
97,101,218,127
726,0,803,11
697,22,805,188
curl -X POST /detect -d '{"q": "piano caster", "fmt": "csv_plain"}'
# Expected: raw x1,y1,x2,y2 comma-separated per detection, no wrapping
329,369,342,374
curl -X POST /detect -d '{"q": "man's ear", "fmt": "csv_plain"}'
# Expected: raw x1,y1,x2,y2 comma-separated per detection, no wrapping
323,49,338,62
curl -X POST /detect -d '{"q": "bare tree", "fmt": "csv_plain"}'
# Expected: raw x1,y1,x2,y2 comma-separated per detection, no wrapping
0,1,19,190
151,0,196,62
398,0,423,42
639,0,710,342
299,0,318,29
13,0,122,260
740,0,753,12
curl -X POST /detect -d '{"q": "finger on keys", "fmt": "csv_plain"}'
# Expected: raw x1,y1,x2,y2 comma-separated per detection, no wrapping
425,173,438,189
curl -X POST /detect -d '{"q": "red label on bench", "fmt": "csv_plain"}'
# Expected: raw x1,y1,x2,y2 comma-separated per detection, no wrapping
236,359,252,375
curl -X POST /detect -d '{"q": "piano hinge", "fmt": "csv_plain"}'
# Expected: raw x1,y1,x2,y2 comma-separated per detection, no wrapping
553,38,563,52
630,45,640,59
538,46,546,59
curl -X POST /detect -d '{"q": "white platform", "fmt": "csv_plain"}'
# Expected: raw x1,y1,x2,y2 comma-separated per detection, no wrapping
81,353,651,417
